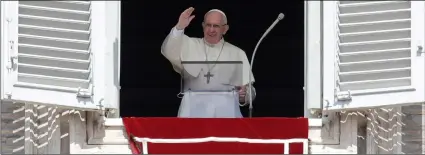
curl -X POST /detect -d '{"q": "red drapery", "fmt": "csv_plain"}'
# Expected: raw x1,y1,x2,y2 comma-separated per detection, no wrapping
123,117,308,154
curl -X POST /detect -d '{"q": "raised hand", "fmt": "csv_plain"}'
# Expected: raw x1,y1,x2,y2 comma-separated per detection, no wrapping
176,7,195,30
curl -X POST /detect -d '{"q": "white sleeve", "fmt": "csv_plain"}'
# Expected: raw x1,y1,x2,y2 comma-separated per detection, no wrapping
161,27,188,74
171,27,184,37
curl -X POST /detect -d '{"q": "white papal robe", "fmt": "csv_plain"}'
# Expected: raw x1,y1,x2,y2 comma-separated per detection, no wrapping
161,27,256,118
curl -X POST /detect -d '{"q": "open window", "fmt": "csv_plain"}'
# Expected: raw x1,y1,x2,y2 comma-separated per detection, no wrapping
1,1,120,111
323,1,425,111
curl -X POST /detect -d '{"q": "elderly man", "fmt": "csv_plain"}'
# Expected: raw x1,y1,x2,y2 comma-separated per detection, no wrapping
161,7,256,118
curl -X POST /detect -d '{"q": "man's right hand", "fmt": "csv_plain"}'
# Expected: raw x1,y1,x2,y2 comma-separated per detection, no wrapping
176,7,195,30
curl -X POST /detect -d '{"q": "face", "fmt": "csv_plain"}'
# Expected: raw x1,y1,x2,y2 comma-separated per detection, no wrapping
203,11,229,44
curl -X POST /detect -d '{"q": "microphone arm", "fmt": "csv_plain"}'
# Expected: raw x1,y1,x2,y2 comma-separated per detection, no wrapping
248,13,284,118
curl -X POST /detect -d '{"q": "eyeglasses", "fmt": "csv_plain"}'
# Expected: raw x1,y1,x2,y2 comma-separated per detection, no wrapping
203,23,227,29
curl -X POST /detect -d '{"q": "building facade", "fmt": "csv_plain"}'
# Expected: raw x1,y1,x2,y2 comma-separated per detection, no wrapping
0,1,424,154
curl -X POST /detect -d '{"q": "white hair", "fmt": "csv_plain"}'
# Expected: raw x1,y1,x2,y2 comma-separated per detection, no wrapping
204,9,228,25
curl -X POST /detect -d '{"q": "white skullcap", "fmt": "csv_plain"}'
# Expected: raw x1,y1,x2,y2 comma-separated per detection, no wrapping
205,9,228,24
206,9,227,18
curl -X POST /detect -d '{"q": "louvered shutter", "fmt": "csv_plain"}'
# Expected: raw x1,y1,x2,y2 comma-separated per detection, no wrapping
1,1,119,110
323,1,425,111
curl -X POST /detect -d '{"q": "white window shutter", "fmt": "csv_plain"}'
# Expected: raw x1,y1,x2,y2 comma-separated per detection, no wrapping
323,1,425,111
305,1,322,112
1,1,119,110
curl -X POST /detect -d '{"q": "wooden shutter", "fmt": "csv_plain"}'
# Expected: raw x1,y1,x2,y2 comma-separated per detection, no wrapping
323,1,425,111
1,1,119,110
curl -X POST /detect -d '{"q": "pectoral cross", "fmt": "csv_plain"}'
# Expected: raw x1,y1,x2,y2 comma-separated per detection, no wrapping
204,72,214,84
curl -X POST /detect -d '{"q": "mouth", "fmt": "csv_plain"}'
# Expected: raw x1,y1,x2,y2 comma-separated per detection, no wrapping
207,33,216,37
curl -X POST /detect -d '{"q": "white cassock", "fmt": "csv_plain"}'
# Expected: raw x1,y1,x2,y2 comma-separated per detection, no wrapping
161,27,256,118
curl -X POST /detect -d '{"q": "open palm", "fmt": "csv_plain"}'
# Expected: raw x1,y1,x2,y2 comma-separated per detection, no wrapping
176,7,195,30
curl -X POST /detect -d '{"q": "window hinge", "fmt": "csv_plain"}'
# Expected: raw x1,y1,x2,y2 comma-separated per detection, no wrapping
417,45,424,55
96,98,113,118
76,85,93,98
4,92,12,99
6,41,17,70
97,98,105,114
7,56,18,70
336,90,352,101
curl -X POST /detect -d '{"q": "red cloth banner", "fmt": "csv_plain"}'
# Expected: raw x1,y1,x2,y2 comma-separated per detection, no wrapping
123,117,309,154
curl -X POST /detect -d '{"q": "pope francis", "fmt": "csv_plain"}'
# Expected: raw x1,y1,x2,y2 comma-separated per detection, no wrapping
161,7,256,118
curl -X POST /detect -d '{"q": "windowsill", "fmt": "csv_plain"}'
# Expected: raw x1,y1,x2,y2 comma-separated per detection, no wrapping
105,118,322,127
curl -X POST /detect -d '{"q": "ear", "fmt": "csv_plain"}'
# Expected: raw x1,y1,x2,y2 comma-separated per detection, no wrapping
223,25,229,35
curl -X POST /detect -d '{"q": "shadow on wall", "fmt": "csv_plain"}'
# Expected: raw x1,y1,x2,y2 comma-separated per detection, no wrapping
113,37,120,117
114,38,119,88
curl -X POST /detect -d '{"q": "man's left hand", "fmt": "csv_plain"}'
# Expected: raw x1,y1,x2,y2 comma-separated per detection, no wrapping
238,86,247,102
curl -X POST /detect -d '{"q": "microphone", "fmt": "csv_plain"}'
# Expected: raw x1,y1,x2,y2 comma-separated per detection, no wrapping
248,13,284,118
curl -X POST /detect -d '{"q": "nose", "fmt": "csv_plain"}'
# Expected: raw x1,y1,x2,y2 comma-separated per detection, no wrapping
207,27,216,34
